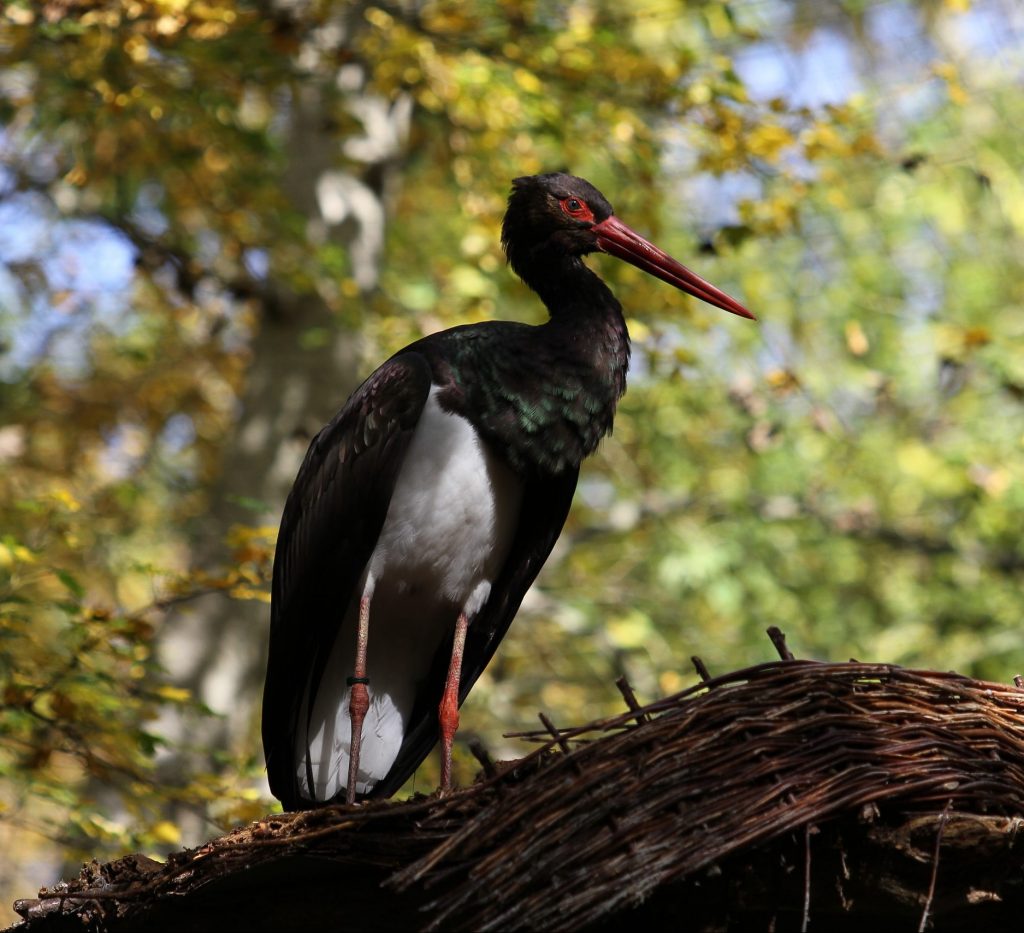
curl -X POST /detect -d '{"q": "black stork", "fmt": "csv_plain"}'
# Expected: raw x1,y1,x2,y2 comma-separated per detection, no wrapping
262,173,754,809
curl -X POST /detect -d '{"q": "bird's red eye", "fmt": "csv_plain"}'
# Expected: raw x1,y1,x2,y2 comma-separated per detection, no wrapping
560,197,593,221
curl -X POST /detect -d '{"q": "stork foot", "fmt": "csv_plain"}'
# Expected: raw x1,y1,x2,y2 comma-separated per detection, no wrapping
344,593,373,805
346,676,370,804
439,690,459,792
438,611,470,793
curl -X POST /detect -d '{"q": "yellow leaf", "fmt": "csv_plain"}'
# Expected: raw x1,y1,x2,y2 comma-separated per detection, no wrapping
967,464,1010,498
365,7,394,29
203,146,230,174
897,442,949,487
612,121,634,144
155,14,183,36
64,164,88,186
225,524,277,547
157,685,192,703
766,369,800,392
6,5,34,24
625,318,651,342
229,584,272,603
50,487,81,512
801,123,848,160
607,609,653,649
845,320,869,356
124,34,149,63
747,124,794,162
190,21,229,40
932,61,968,105
825,188,849,209
962,326,990,348
86,814,127,839
513,68,542,95
659,670,685,695
151,821,182,845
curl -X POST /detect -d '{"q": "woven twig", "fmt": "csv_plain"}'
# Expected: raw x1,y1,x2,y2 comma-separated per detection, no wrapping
15,659,1024,931
392,661,1024,930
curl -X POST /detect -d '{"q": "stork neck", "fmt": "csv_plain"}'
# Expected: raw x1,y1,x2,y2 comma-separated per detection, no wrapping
517,251,621,322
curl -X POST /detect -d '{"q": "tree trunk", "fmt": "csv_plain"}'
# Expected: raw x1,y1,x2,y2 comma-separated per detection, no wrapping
152,3,413,842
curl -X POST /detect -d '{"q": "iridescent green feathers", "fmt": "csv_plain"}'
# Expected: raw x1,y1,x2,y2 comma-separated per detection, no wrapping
415,320,628,475
402,173,632,475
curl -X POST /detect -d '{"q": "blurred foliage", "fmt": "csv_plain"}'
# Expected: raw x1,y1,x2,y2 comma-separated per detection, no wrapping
1,0,1023,917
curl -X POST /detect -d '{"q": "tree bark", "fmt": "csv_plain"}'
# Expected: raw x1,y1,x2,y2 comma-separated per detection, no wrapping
152,2,413,841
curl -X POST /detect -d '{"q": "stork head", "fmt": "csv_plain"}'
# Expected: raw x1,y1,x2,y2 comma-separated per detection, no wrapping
502,172,754,320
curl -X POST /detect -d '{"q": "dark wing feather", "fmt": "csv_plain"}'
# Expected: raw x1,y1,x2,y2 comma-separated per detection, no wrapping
369,466,580,798
261,353,432,810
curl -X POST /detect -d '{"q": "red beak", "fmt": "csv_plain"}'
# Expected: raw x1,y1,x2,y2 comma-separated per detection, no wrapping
593,215,756,320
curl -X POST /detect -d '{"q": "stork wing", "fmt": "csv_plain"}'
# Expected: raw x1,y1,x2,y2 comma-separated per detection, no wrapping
369,466,579,798
262,353,432,810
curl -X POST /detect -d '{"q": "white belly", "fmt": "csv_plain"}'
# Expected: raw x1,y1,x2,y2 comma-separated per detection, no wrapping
296,388,523,800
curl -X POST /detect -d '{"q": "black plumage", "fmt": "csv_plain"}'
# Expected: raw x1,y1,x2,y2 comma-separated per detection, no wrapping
262,173,753,810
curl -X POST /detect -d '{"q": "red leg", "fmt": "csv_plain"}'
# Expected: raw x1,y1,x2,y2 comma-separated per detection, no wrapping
346,593,371,804
438,611,469,792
